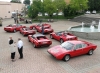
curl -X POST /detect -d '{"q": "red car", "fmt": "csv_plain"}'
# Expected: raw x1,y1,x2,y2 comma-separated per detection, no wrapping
28,34,52,48
47,40,97,62
36,27,54,34
50,31,77,43
4,24,26,32
20,27,36,36
30,23,51,29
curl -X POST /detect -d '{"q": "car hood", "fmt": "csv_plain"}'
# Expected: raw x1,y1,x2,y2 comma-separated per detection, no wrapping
67,35,76,38
48,45,69,54
4,27,13,28
38,39,51,42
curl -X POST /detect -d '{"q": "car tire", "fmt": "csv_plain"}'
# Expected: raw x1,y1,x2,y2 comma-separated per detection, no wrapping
63,55,70,62
13,30,16,33
60,39,64,44
33,43,36,48
50,35,53,39
88,50,93,55
23,33,25,36
33,27,35,30
28,39,30,42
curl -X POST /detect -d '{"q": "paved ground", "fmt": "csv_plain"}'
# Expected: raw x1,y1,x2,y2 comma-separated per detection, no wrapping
0,15,100,73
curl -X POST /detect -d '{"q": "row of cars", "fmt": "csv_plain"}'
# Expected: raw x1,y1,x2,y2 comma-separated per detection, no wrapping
4,23,97,62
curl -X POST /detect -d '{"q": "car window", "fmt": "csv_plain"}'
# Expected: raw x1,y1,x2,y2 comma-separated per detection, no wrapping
37,36,46,40
82,43,87,48
56,32,62,36
61,42,74,50
74,44,82,50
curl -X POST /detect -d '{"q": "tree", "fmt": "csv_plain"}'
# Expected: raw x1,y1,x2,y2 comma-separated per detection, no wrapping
53,0,66,11
28,0,41,18
69,0,88,13
23,0,30,5
63,0,88,17
43,0,56,17
88,0,100,11
10,0,21,3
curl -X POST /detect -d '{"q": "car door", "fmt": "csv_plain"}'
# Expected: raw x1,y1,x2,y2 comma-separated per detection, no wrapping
53,33,61,41
71,44,83,57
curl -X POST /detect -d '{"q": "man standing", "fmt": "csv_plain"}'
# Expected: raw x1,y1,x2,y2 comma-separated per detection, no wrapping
8,36,16,62
17,38,23,59
0,17,3,26
41,24,44,34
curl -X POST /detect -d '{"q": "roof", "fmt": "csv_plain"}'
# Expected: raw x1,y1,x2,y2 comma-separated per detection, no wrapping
32,34,45,37
65,40,84,45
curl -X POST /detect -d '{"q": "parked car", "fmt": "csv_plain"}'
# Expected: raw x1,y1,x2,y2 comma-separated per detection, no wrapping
36,27,54,34
47,40,97,62
28,34,52,48
86,11,91,14
4,24,26,32
50,31,77,43
92,10,96,14
30,23,51,30
20,27,36,36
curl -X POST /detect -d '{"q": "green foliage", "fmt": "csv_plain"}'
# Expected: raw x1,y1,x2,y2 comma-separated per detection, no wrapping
70,0,88,11
63,0,88,17
28,0,42,19
43,0,56,17
28,5,38,19
10,0,21,3
53,0,66,10
23,0,30,5
88,0,100,11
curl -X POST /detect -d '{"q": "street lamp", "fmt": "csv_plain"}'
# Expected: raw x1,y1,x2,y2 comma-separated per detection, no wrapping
57,9,58,20
16,9,18,24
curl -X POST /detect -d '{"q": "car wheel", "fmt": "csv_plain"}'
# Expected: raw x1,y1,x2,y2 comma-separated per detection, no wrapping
50,35,53,39
28,38,30,42
33,27,35,30
63,55,70,62
60,39,64,44
33,43,36,48
13,30,16,33
23,33,25,36
88,50,93,55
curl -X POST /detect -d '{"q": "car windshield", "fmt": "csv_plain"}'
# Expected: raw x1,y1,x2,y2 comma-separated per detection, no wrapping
61,42,74,50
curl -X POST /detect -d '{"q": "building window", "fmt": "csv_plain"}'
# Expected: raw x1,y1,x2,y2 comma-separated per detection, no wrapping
8,11,10,13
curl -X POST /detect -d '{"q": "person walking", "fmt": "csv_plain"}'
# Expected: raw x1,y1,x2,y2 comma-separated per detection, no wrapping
41,24,44,34
17,38,23,59
9,37,16,62
14,17,17,24
0,17,3,26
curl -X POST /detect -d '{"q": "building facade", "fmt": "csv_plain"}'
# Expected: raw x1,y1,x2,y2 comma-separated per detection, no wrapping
0,1,25,18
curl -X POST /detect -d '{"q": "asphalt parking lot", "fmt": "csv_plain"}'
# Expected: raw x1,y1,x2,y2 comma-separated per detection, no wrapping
0,17,100,73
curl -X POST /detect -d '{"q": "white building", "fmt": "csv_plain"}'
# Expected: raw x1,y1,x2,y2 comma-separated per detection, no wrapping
0,1,25,18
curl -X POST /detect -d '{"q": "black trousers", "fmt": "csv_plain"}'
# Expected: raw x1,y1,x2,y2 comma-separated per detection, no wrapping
18,46,23,58
11,52,15,59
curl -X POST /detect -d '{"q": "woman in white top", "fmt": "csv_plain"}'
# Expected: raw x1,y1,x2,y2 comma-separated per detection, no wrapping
9,39,16,62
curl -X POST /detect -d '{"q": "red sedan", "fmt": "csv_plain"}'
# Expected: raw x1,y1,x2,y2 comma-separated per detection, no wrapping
36,27,54,34
30,23,51,29
20,27,36,36
50,31,77,43
4,24,26,32
48,40,97,62
28,34,52,48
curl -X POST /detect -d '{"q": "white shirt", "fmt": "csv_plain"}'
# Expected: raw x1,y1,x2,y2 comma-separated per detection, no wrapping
17,40,23,49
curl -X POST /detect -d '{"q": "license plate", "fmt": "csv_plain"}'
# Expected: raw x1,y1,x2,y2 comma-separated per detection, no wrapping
42,42,47,44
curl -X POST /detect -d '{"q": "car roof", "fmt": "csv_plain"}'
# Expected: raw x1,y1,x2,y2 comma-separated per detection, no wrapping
66,40,84,45
32,34,45,37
